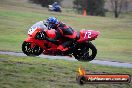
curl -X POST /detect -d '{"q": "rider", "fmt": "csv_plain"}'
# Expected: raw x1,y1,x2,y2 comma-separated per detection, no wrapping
52,2,59,7
46,17,79,51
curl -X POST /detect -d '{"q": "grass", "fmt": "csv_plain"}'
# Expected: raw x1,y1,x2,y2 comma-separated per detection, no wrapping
0,0,132,63
0,54,132,88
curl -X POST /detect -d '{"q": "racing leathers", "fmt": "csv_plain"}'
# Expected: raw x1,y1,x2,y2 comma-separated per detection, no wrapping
46,22,78,51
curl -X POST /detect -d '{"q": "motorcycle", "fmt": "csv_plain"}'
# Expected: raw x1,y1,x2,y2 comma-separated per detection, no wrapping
48,5,61,12
22,26,100,61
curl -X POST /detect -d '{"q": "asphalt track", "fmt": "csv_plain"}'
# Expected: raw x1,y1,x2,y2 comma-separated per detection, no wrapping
0,51,132,68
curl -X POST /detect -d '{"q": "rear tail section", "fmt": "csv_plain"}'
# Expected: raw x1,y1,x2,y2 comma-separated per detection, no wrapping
77,30,100,42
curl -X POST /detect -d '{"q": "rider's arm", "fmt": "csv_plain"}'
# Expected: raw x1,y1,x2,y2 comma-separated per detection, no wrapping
45,37,59,45
61,27,77,41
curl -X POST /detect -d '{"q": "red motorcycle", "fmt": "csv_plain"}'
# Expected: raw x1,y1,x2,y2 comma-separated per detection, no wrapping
22,27,100,61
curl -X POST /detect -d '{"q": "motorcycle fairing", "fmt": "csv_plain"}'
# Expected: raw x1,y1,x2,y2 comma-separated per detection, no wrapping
25,28,57,50
77,30,100,42
45,29,56,39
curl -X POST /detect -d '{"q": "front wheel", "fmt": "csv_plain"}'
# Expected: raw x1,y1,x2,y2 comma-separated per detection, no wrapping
73,42,97,61
22,42,43,56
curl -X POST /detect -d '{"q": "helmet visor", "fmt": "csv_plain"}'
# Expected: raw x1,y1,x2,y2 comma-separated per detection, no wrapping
47,22,56,29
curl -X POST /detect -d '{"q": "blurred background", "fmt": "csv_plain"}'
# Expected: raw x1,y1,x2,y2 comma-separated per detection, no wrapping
28,0,132,17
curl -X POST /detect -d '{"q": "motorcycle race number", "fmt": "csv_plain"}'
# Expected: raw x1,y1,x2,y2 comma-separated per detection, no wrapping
28,27,37,35
84,31,91,38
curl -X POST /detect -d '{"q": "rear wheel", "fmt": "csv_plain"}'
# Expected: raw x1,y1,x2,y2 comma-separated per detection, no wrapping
22,42,43,56
73,42,97,61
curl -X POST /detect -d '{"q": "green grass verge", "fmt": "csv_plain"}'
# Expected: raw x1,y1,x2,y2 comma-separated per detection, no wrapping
0,54,132,88
0,0,132,63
